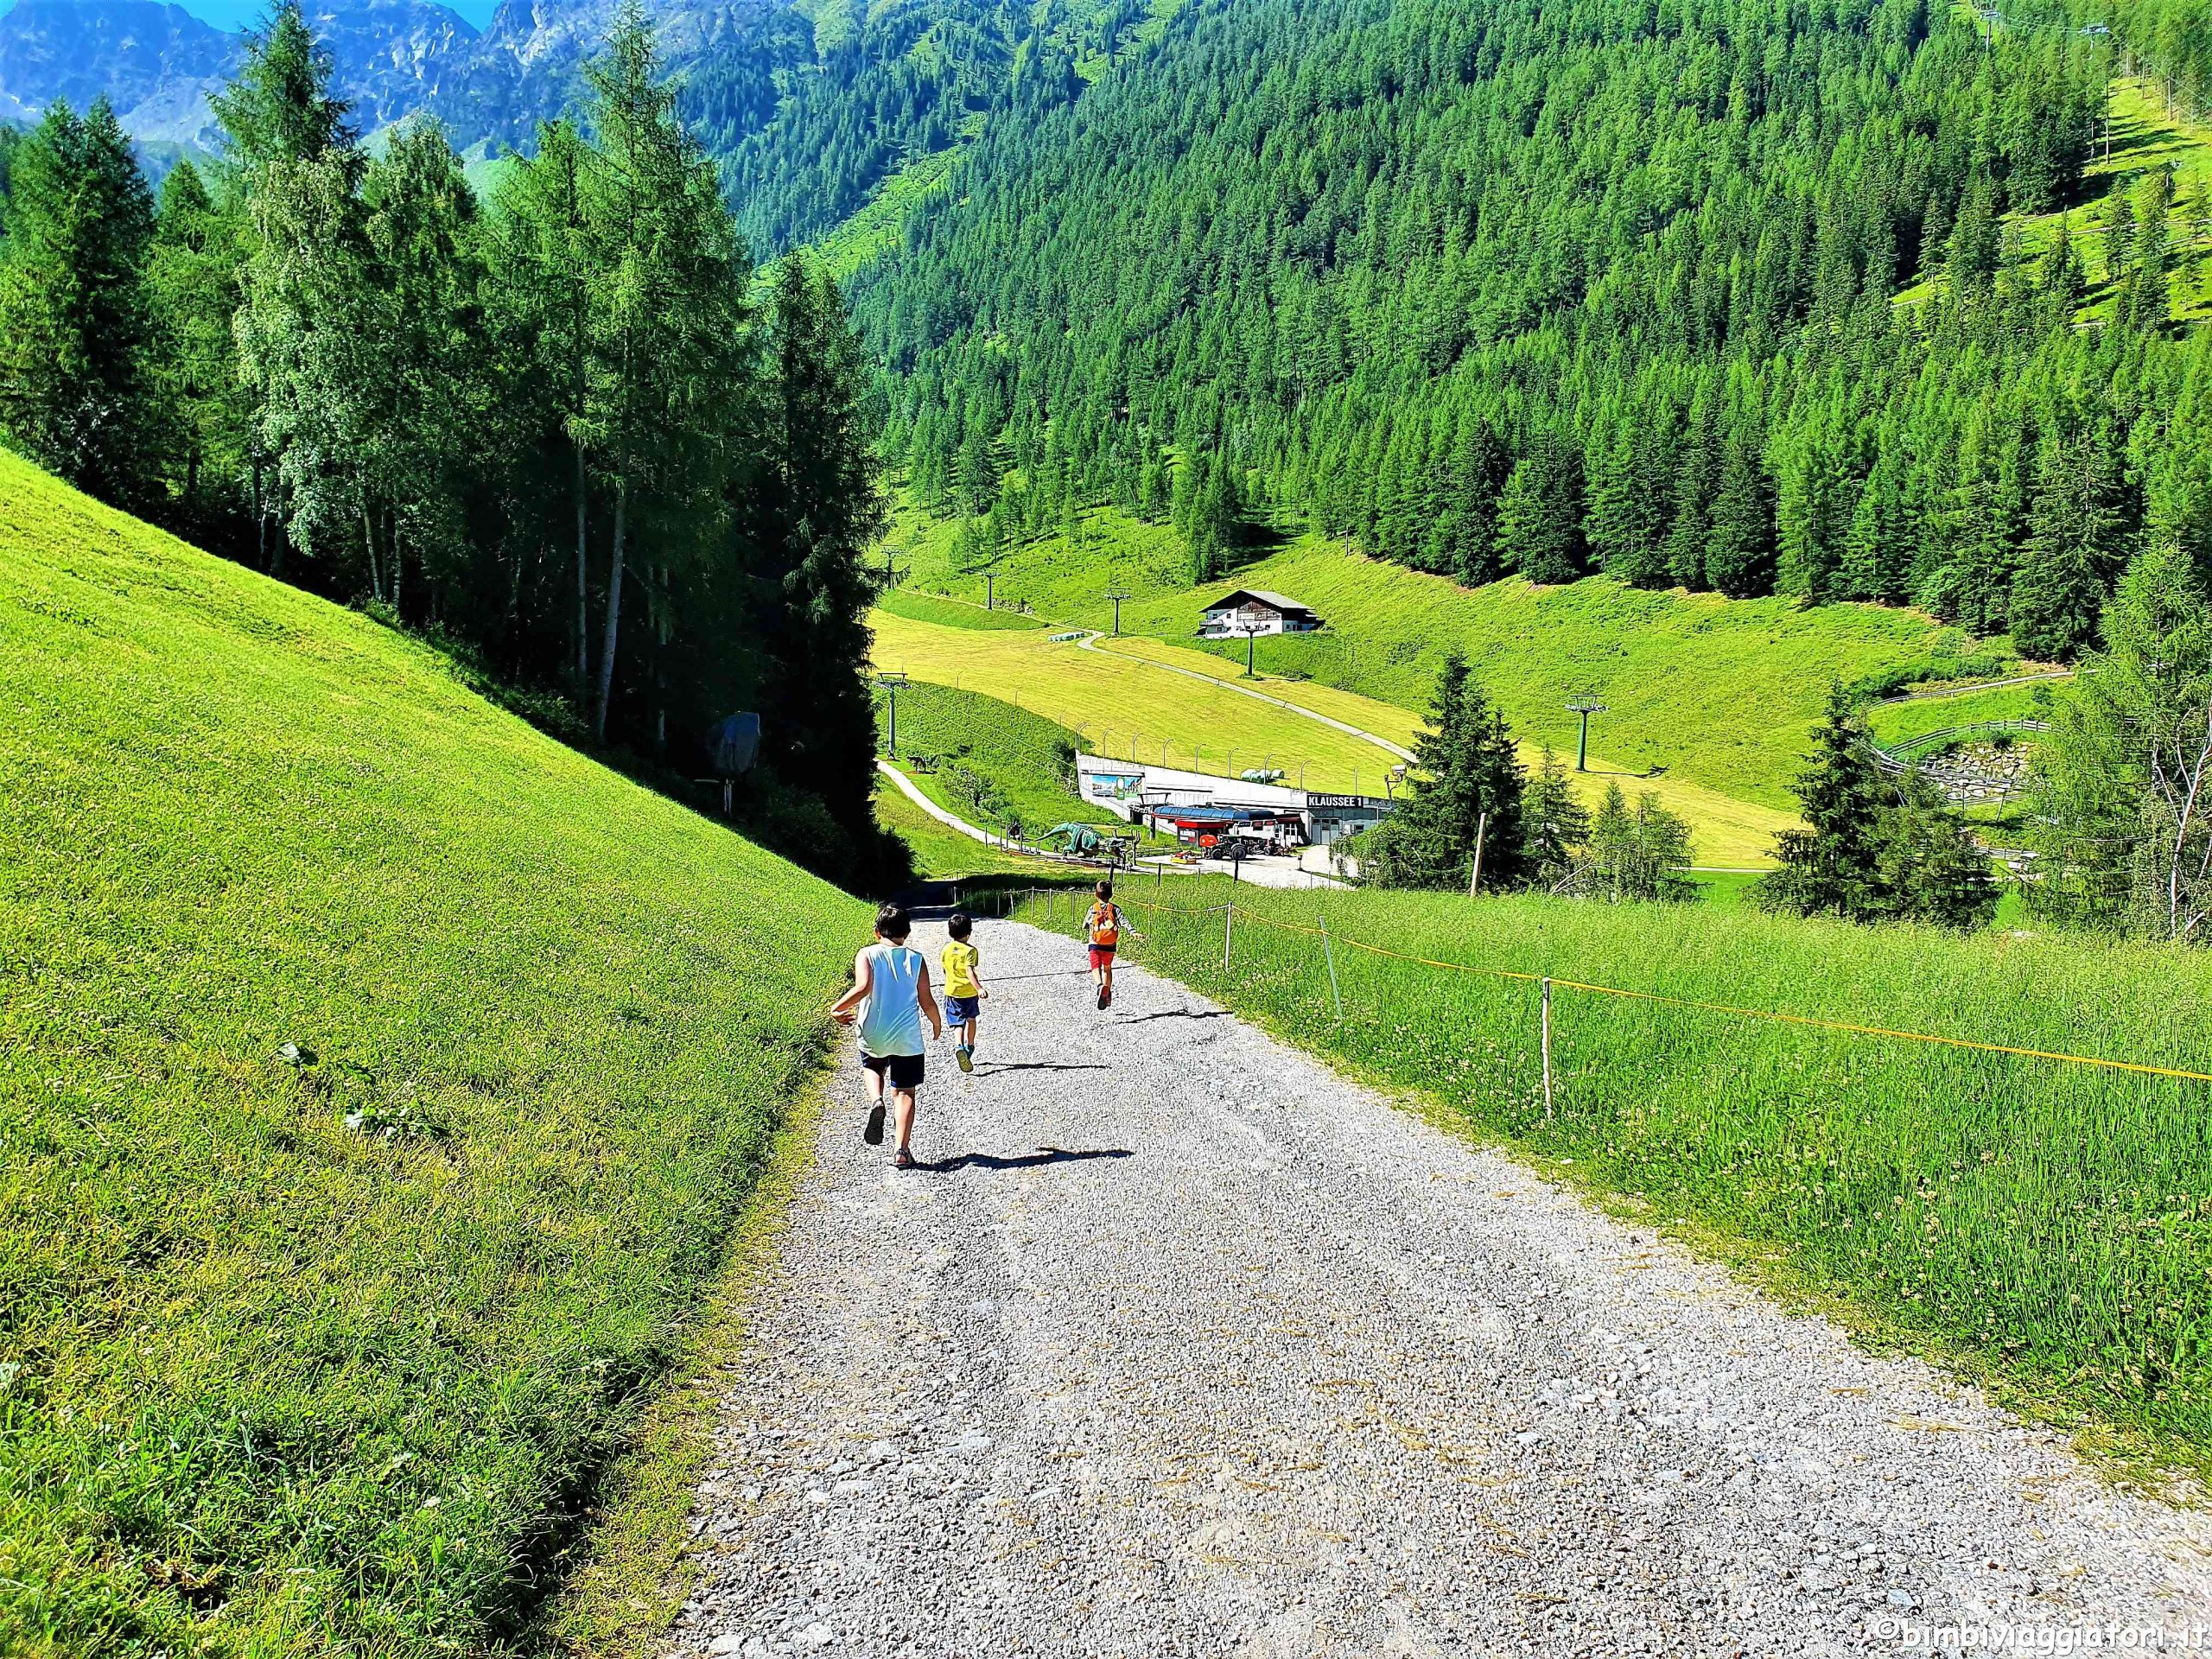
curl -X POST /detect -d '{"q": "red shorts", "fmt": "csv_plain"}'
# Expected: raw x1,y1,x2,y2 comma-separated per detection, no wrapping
1089,944,1117,969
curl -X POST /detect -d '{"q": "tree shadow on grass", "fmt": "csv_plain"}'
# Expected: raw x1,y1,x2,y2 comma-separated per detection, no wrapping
925,1147,1135,1173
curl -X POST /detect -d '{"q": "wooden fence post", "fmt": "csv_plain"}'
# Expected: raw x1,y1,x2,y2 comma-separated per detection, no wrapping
1224,904,1234,970
1320,912,1343,1020
1470,811,1489,897
1541,976,1554,1117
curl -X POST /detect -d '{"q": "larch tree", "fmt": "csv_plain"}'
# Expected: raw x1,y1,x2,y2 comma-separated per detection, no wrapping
573,0,750,741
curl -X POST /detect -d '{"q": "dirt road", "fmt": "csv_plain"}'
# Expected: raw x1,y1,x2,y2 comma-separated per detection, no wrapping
668,918,2212,1658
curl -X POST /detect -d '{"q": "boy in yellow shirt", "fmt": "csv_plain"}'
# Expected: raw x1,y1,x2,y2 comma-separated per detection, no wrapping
941,912,987,1072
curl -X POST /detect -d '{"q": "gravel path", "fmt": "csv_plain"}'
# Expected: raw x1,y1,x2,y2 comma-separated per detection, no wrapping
670,918,2212,1658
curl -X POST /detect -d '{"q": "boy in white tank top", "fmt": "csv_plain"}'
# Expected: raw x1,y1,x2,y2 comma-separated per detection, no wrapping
829,902,943,1169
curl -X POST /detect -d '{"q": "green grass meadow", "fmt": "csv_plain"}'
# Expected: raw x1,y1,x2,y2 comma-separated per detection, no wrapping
0,452,870,1654
876,680,1128,840
885,494,1989,812
1010,876,2212,1474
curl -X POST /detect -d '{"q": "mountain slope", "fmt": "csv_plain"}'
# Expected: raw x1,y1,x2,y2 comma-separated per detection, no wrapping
0,0,478,146
0,448,867,1653
0,0,243,143
851,0,2209,668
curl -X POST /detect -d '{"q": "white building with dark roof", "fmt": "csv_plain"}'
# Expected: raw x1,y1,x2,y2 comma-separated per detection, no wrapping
1198,589,1322,638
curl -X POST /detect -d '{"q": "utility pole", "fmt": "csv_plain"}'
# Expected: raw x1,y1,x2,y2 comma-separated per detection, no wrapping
875,671,909,758
1106,585,1130,637
1565,695,1608,772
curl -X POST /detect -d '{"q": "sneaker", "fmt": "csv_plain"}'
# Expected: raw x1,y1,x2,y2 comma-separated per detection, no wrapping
956,1044,974,1073
863,1103,887,1146
1096,982,1111,1011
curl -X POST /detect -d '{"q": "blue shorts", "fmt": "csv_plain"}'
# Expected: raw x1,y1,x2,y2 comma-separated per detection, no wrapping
863,1052,924,1090
945,995,981,1026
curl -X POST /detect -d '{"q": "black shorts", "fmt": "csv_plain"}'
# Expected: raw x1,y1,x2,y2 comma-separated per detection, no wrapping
863,1052,925,1090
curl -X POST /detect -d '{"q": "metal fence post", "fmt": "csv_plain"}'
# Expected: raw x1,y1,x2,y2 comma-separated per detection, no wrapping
1541,976,1554,1118
1320,912,1343,1020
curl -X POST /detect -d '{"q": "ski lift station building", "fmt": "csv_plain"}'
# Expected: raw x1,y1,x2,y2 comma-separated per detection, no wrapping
1074,753,1394,847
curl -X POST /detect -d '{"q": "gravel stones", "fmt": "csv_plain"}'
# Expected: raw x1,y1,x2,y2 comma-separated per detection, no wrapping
667,920,2212,1657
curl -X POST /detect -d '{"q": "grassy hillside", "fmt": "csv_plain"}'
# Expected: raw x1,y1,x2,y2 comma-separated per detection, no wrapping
1013,877,2212,1473
888,499,1976,810
869,607,1408,794
0,452,869,1655
878,495,1991,862
1898,77,2212,326
875,680,1122,838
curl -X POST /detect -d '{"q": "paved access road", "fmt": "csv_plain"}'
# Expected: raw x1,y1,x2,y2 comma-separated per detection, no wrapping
669,919,2212,1658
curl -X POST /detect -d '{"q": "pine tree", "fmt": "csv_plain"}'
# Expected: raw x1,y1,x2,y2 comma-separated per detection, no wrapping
488,117,596,689
360,119,485,607
0,98,159,505
2029,538,2212,932
1877,775,1999,929
1579,783,1697,902
572,0,750,740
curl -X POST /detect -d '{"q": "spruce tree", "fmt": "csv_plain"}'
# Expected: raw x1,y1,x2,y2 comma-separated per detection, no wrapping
1705,433,1777,597
2012,423,2135,662
147,159,250,533
1494,432,1586,585
1946,175,2002,297
1523,747,1591,887
2042,213,2086,324
1665,402,1719,590
2124,168,2173,329
210,0,352,171
1370,650,1527,890
2101,175,2135,290
1755,683,1890,920
0,99,159,505
759,256,888,852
